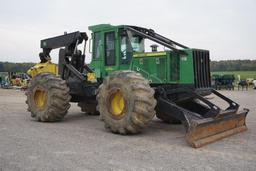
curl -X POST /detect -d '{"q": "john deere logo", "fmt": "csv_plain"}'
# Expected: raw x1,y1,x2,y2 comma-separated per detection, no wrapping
181,56,187,61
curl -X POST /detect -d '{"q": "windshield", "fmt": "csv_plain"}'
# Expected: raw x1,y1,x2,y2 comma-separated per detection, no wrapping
126,30,145,53
119,30,145,64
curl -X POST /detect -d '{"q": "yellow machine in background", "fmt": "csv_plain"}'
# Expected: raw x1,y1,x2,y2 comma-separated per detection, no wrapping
8,72,30,87
10,77,22,86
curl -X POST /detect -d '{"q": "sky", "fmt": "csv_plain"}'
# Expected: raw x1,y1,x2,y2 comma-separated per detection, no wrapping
0,0,255,63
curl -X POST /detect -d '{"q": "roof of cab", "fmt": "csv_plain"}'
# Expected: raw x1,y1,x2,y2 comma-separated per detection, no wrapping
88,24,126,32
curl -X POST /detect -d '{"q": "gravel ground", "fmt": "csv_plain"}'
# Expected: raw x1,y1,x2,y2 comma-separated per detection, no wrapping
0,88,255,171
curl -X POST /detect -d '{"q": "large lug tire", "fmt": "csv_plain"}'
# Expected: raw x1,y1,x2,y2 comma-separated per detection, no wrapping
25,73,71,122
97,70,156,134
78,100,99,115
156,112,181,124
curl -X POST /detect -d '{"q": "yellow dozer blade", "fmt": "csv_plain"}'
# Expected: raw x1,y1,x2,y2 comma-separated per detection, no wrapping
156,89,249,148
186,109,248,148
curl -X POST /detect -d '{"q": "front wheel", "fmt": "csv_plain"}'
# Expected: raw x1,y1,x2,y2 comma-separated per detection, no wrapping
97,71,156,134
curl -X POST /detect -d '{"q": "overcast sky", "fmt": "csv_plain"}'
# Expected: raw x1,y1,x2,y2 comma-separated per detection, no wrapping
0,0,255,63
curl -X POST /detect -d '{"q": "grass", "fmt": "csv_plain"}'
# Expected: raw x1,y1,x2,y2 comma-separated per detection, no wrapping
211,71,256,80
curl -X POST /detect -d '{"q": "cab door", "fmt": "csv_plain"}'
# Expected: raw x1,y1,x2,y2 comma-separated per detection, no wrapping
103,31,118,76
89,32,103,78
119,30,133,70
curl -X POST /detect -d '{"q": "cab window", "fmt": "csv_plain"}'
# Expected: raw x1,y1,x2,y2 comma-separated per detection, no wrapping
105,32,115,66
120,35,133,64
93,32,101,59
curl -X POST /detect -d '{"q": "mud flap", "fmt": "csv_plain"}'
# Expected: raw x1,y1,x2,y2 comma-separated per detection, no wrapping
185,109,248,148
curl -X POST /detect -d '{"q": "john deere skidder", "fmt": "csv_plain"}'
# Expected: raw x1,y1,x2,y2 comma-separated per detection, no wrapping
26,24,248,148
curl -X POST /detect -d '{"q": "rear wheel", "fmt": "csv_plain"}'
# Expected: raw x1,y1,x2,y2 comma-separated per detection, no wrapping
25,73,71,121
97,70,156,134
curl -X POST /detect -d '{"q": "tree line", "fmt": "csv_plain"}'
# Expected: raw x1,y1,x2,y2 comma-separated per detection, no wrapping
210,60,256,71
0,62,35,73
0,60,255,73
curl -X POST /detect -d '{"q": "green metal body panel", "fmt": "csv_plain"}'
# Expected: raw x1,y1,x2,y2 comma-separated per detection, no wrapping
88,24,195,85
130,50,194,84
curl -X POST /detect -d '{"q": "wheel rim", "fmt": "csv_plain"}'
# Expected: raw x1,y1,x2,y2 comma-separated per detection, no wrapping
110,90,125,116
34,88,47,109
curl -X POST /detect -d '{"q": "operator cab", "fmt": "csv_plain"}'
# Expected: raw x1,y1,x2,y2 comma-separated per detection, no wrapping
88,24,210,90
88,24,179,79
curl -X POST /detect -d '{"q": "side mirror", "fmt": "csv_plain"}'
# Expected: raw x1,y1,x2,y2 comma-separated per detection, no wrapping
89,38,92,53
